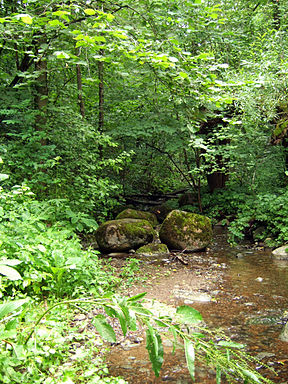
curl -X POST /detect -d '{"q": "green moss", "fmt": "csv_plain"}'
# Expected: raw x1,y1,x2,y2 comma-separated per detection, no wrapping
136,243,169,255
119,219,156,239
95,218,155,252
116,209,158,227
159,210,212,251
273,119,288,138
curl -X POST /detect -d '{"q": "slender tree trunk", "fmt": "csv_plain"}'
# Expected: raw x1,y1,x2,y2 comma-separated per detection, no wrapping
76,64,85,118
98,49,104,133
34,55,48,143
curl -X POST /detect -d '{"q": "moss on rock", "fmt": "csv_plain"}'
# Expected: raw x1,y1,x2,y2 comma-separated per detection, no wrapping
159,210,212,251
136,243,169,256
116,208,158,227
95,218,155,253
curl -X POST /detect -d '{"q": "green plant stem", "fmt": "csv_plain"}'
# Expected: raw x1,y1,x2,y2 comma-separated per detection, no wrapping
24,298,108,345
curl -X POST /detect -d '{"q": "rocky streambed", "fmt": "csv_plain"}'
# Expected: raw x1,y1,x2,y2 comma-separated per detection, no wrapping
105,228,288,384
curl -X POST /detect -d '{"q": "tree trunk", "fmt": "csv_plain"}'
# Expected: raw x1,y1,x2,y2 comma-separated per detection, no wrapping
34,55,48,141
76,64,85,118
98,49,104,133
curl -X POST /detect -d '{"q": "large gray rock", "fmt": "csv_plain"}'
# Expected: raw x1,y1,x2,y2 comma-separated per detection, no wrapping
159,210,212,251
272,245,288,260
95,218,155,253
116,208,158,227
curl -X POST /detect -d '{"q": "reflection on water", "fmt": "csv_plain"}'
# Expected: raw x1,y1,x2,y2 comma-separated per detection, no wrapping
108,228,288,383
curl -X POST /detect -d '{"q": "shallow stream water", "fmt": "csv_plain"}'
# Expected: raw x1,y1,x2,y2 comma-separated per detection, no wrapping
107,228,288,383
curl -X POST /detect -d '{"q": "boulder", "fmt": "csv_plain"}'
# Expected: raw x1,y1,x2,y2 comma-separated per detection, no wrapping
159,210,212,251
136,243,169,256
272,245,288,260
116,208,158,227
280,322,288,342
95,218,155,253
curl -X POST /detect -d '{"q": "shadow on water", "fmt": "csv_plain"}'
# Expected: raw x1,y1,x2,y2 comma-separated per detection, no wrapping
107,227,288,383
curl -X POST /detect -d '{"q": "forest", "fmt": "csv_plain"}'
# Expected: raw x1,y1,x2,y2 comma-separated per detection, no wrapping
0,0,288,383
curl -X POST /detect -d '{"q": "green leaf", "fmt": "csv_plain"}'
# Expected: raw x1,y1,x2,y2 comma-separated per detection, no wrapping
84,9,96,16
0,265,22,280
53,10,70,17
176,305,203,324
0,173,9,181
53,51,70,59
48,20,62,27
92,315,116,343
0,299,29,320
17,14,33,24
104,305,118,318
0,259,22,267
218,340,245,349
178,71,189,79
127,292,147,302
241,369,261,383
216,366,221,384
184,338,195,380
146,324,163,377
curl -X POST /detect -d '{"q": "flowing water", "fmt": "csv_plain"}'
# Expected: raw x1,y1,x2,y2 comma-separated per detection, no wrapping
107,228,288,383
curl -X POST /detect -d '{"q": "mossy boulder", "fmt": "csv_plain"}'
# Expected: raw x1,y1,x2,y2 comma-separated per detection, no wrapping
272,245,288,260
136,243,169,256
95,218,155,253
116,208,158,227
159,210,212,251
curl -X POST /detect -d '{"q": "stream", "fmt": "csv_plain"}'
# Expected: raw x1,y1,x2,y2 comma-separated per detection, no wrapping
107,227,288,383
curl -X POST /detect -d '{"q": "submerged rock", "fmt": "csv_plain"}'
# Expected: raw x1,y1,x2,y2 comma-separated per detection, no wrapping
116,208,158,227
135,243,169,256
272,245,288,260
95,218,155,253
159,210,212,251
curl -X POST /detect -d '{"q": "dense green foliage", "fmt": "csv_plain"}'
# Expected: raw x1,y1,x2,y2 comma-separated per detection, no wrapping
0,0,287,382
1,0,287,243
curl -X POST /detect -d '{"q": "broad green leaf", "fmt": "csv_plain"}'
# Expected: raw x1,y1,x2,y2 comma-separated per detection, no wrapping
94,36,106,43
0,173,9,181
53,10,70,17
127,292,147,302
129,304,152,317
92,315,116,343
17,14,33,24
184,338,195,380
146,324,163,377
106,13,115,22
218,340,245,349
169,325,178,354
241,369,261,383
0,299,29,320
84,9,96,16
53,51,70,59
128,309,137,331
176,305,203,324
104,305,118,318
48,20,62,27
178,72,189,79
0,259,22,267
0,265,22,280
